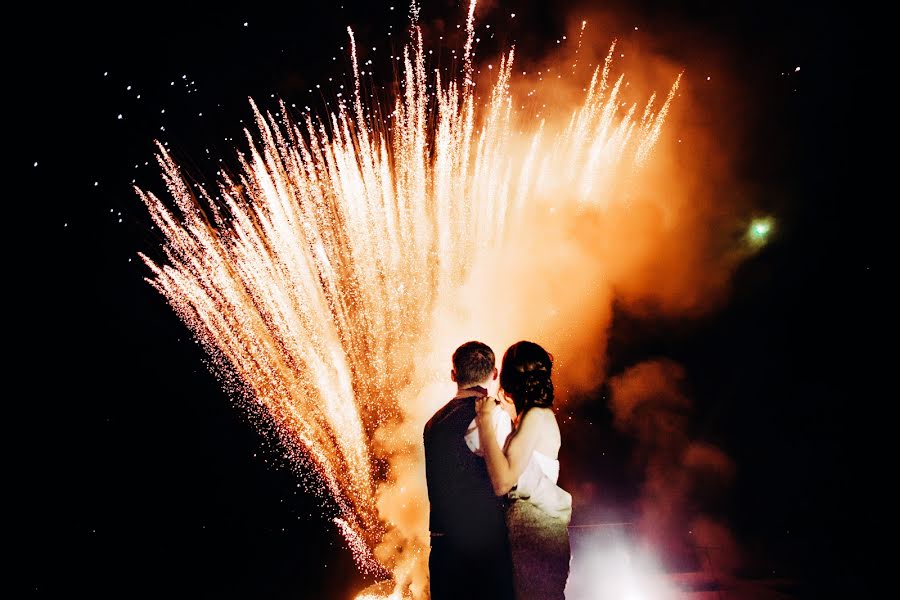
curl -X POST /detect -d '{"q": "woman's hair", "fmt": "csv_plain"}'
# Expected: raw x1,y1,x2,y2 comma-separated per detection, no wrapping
499,341,554,415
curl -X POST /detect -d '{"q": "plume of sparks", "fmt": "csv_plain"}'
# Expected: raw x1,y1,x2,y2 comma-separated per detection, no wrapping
138,0,680,596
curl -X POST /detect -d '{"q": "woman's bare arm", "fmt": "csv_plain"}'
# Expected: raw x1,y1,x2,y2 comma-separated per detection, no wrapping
476,400,544,495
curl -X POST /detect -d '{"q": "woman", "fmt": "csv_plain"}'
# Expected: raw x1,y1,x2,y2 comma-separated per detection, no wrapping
475,341,572,600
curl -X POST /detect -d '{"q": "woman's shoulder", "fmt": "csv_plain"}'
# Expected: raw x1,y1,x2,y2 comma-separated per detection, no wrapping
519,407,557,427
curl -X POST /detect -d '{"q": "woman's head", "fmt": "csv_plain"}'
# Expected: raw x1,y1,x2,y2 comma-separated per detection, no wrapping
499,341,554,414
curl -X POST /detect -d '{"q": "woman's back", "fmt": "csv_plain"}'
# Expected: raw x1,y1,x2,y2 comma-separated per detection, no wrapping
516,406,560,459
511,408,570,519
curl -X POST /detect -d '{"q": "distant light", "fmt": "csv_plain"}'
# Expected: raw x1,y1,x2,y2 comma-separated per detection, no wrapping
795,66,801,72
244,21,248,27
747,216,775,247
117,114,123,120
752,220,771,237
33,161,38,167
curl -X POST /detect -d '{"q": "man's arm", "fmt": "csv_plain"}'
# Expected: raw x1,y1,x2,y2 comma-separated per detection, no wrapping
464,408,511,456
492,408,512,449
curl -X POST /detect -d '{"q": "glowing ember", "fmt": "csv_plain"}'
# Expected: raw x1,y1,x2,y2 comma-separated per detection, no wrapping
138,1,680,596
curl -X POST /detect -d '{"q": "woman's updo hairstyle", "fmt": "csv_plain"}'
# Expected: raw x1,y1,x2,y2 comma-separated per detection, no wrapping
499,341,554,415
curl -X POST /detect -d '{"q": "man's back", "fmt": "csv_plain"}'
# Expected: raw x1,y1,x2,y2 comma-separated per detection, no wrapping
424,395,514,600
424,396,507,547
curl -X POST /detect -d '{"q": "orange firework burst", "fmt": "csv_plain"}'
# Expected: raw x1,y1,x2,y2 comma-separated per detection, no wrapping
138,1,680,597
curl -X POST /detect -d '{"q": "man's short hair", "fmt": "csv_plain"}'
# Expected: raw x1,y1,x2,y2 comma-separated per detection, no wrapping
452,341,496,388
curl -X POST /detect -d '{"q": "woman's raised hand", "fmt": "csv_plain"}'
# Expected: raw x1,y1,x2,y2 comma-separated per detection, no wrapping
475,396,498,422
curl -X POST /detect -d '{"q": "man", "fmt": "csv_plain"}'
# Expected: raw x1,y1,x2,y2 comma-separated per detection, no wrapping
423,341,516,600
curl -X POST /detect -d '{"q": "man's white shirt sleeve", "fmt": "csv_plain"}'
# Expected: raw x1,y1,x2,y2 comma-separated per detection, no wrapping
464,408,513,455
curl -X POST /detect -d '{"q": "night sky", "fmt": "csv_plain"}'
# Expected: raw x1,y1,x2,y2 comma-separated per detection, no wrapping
21,1,872,598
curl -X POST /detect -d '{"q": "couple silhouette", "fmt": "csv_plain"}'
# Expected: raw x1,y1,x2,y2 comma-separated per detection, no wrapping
424,341,572,600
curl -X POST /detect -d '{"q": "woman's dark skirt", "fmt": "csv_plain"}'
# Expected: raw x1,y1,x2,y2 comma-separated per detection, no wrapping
506,499,571,600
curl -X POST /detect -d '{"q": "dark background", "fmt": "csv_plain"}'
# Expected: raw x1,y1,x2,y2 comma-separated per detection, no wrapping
20,1,872,598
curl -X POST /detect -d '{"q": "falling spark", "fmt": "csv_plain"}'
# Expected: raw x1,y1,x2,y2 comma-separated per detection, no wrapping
572,20,588,73
335,517,384,575
139,1,679,597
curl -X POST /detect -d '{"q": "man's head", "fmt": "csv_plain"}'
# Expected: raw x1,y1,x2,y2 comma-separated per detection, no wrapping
451,341,498,389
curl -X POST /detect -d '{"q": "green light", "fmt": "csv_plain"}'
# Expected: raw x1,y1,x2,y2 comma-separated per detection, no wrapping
747,217,775,247
752,221,770,237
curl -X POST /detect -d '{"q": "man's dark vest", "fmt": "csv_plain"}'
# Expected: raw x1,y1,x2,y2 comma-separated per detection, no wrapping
424,395,508,551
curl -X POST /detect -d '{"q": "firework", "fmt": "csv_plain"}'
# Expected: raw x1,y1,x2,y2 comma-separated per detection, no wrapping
139,1,679,596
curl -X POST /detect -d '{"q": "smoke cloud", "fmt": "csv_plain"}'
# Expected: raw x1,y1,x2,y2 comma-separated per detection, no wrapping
609,360,739,578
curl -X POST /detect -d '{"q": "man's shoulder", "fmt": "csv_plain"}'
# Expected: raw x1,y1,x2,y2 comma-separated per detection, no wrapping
424,397,469,434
